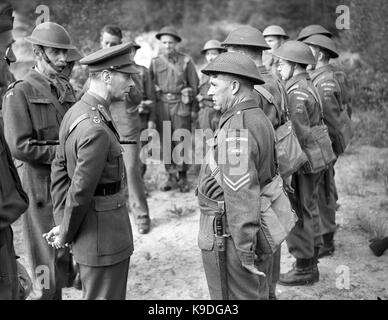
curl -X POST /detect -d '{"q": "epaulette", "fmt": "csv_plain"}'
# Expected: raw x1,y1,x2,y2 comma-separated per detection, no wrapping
6,80,23,91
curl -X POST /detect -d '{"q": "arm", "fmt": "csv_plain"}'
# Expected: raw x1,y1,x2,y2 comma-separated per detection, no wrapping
185,59,199,113
58,125,110,244
2,85,56,164
142,68,157,124
288,91,312,147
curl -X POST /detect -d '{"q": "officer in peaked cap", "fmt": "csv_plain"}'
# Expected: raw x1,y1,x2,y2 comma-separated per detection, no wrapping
0,0,30,300
46,43,138,300
3,21,76,300
197,52,278,300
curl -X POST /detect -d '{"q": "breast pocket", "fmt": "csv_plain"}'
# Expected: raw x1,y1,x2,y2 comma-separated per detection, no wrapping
94,195,132,256
27,97,60,139
108,144,124,181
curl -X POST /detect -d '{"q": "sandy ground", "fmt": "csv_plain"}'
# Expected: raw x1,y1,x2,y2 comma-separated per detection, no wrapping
12,145,388,300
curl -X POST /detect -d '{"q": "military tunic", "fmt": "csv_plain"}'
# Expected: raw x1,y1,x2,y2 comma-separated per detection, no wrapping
150,51,199,174
0,122,29,300
197,99,277,300
284,72,324,259
51,92,133,299
2,68,75,300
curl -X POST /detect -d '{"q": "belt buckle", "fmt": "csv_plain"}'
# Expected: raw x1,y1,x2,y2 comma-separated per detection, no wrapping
166,93,173,100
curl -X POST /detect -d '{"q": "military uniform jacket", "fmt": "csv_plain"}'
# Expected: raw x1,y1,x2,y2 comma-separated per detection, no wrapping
285,72,321,150
200,99,276,268
51,92,133,267
310,65,345,139
150,51,199,115
253,65,287,129
0,124,28,238
2,69,75,170
0,60,16,125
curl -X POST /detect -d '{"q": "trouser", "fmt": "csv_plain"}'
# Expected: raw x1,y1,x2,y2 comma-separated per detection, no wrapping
139,113,149,178
18,163,67,300
286,171,324,259
317,163,337,236
201,237,272,300
160,100,192,175
79,258,130,300
271,247,281,284
0,227,19,300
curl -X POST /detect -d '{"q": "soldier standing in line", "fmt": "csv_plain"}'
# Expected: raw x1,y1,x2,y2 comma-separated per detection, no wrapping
221,26,288,299
272,41,324,286
0,0,30,300
262,25,289,79
197,52,277,299
297,24,333,41
45,43,136,300
196,40,225,132
303,35,350,258
2,22,76,300
151,26,199,192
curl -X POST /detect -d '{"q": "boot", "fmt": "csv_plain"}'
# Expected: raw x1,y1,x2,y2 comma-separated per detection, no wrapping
136,215,151,234
369,236,388,257
177,171,190,193
160,173,178,191
279,258,319,286
318,232,335,258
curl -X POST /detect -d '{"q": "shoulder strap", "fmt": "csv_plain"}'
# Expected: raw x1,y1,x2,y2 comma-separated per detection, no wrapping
254,85,284,123
159,54,183,76
24,77,66,118
306,86,325,124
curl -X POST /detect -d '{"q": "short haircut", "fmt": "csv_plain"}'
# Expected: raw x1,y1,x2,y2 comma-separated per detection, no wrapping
100,25,122,39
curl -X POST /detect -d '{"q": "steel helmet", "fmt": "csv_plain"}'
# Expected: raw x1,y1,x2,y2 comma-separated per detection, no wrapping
303,35,338,59
201,51,264,85
297,24,333,41
201,40,225,54
272,40,316,65
222,26,270,49
155,26,182,42
263,25,289,39
25,22,76,50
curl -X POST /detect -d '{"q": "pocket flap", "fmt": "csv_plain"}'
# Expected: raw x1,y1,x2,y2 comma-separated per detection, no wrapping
94,195,125,211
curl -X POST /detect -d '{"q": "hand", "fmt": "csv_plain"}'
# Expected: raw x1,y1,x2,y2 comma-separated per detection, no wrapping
42,226,66,249
147,121,156,129
242,263,266,277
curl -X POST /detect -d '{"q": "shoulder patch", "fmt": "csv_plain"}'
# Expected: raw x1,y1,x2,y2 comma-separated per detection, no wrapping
293,90,309,98
321,81,336,87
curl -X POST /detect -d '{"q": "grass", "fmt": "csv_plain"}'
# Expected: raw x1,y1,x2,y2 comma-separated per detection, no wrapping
356,209,388,239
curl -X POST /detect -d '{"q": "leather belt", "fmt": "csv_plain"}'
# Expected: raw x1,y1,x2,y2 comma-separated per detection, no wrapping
94,181,121,196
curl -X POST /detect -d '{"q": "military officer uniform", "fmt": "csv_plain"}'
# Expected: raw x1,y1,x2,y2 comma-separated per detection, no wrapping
151,26,199,191
272,41,324,285
50,43,136,300
2,22,76,300
197,52,277,300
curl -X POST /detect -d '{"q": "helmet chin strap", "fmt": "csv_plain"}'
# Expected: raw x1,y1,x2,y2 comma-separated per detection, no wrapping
38,46,63,74
286,62,296,80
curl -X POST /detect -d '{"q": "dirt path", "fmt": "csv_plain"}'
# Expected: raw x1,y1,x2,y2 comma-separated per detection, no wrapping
12,146,388,300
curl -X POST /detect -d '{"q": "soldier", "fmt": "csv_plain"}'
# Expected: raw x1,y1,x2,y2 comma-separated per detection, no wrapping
151,26,199,192
303,35,347,258
262,25,289,78
221,26,287,129
0,0,30,300
272,41,324,286
197,52,277,299
196,40,224,132
2,22,76,300
45,43,136,300
61,47,84,97
221,26,288,298
82,26,152,234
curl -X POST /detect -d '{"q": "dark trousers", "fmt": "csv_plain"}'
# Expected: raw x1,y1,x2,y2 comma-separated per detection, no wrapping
286,171,324,259
0,227,19,300
79,258,130,300
317,163,337,236
201,237,272,300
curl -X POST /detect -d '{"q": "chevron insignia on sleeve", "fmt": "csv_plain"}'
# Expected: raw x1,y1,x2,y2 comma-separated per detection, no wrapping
223,173,250,191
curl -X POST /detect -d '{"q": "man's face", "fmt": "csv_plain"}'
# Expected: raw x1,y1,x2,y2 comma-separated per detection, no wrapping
109,71,135,101
40,46,68,75
205,49,221,64
0,31,16,65
160,35,177,56
208,74,233,113
264,36,283,51
277,58,293,81
100,32,122,49
129,47,136,60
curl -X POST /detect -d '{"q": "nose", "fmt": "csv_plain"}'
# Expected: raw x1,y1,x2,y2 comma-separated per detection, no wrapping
6,46,16,63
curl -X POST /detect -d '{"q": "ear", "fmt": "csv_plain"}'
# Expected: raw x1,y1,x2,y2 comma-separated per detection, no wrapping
318,51,324,62
231,80,240,95
101,70,112,83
